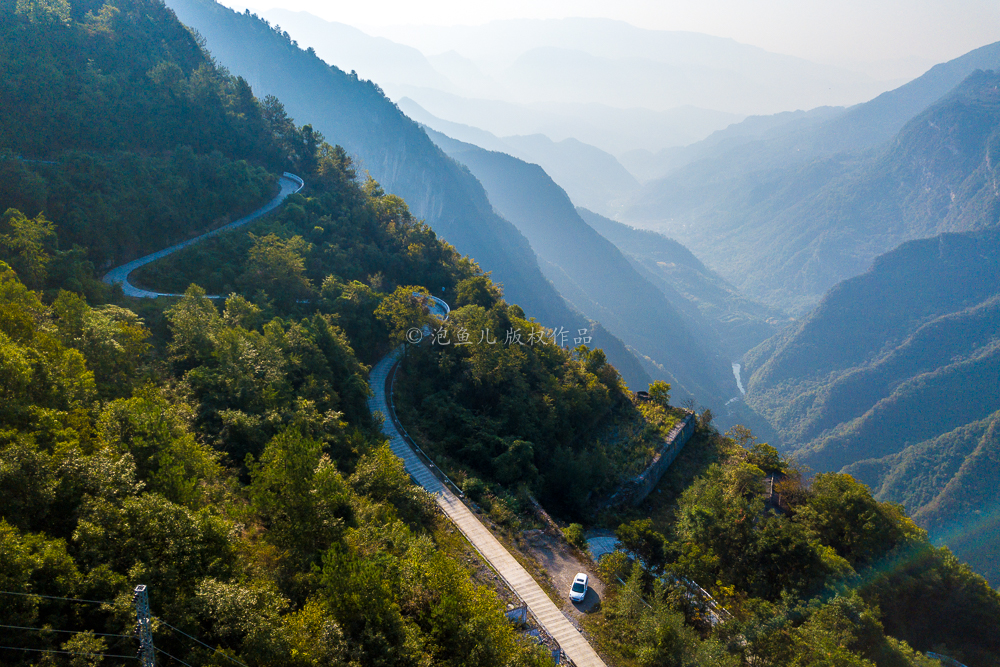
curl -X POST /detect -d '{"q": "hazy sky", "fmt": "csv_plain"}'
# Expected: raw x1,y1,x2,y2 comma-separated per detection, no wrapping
220,0,999,74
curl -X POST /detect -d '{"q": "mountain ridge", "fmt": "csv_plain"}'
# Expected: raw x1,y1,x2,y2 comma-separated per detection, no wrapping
623,56,1000,313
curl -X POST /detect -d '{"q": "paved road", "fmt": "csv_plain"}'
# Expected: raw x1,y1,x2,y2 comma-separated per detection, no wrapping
369,324,608,667
99,173,605,664
102,172,304,298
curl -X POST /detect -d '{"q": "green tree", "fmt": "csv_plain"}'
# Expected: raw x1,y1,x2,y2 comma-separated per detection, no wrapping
374,286,432,346
239,233,313,308
248,428,350,558
492,439,538,487
0,209,55,289
99,386,222,507
747,442,783,473
165,284,222,366
648,379,671,408
617,519,669,572
350,444,430,526
455,274,501,309
796,473,913,566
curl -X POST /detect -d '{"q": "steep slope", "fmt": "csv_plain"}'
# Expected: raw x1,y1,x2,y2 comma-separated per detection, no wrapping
744,227,1000,583
744,226,1000,470
0,0,291,270
576,208,785,360
0,0,273,164
398,97,639,215
488,134,639,216
163,0,597,343
623,45,1000,313
811,40,1000,155
844,412,1000,585
424,128,734,405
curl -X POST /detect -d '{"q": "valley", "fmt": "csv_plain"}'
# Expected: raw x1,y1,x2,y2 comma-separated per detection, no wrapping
1,0,999,665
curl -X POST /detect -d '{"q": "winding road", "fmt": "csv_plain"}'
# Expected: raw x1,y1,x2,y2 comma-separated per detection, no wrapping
370,298,608,667
102,173,608,666
102,172,304,297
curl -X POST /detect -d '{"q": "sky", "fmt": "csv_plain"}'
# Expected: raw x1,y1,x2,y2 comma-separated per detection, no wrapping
219,0,1000,76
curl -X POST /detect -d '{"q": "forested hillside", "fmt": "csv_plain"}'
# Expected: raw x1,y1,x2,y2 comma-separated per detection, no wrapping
3,1,1000,666
622,48,1000,313
845,411,1000,585
743,227,1000,583
423,127,730,406
161,0,598,339
595,431,1000,667
0,0,584,662
0,0,313,274
577,207,784,361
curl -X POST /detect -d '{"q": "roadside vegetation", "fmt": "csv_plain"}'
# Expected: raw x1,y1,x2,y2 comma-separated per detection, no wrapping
2,1,999,666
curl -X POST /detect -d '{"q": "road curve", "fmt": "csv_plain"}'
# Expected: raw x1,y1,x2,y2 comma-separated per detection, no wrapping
369,308,608,667
102,172,304,298
97,173,604,664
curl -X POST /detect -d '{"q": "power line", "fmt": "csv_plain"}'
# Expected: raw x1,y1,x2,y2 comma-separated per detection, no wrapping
156,647,194,667
0,645,138,659
0,590,113,605
156,619,250,667
0,623,129,638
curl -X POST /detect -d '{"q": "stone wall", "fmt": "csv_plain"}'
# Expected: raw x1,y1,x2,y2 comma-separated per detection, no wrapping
607,412,696,507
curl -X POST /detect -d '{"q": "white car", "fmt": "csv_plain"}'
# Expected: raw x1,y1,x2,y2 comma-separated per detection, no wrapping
570,573,588,602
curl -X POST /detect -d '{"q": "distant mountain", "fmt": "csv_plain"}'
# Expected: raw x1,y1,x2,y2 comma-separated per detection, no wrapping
261,9,455,93
496,135,639,216
500,45,866,116
423,127,738,406
374,18,894,115
742,226,1000,583
398,98,639,215
576,208,786,361
618,106,844,182
389,85,743,157
273,13,750,157
396,100,512,152
623,55,1000,313
809,41,1000,155
165,0,650,389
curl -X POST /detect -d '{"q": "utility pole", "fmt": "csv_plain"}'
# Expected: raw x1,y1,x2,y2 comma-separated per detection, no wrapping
133,584,156,667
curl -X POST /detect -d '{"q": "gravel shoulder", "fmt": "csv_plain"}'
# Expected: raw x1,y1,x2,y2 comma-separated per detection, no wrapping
520,529,605,617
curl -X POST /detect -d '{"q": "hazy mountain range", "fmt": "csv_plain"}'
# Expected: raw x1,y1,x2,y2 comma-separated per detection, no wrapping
744,227,1000,583
621,43,1000,314
423,127,742,406
264,11,903,158
397,99,640,216
171,0,1000,584
165,0,658,392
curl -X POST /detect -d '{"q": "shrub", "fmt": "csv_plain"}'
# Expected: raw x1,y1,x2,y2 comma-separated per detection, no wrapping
563,523,587,550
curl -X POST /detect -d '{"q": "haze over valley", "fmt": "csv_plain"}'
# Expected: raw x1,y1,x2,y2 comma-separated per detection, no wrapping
209,0,1000,594
2,0,1000,664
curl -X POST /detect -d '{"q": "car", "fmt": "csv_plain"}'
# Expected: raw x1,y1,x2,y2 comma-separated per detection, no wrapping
570,573,589,602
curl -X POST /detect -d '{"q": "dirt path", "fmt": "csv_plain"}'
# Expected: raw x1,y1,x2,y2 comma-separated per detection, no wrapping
520,530,606,618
